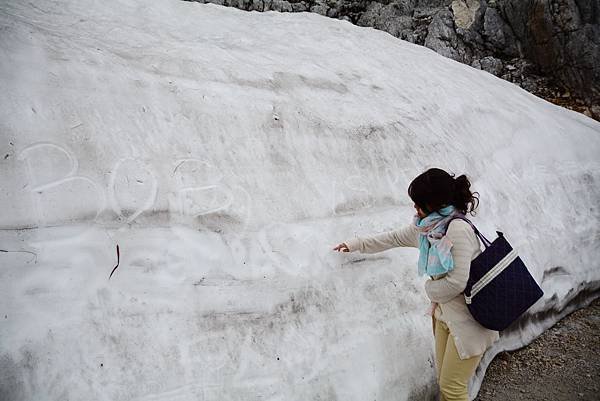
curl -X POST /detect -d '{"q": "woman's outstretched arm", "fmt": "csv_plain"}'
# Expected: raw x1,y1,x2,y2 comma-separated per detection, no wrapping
342,224,419,254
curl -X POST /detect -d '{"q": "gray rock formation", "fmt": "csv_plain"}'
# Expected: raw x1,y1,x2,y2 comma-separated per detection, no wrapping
185,0,600,119
500,0,600,117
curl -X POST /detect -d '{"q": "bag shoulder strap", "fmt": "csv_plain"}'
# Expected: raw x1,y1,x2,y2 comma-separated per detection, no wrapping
445,216,492,248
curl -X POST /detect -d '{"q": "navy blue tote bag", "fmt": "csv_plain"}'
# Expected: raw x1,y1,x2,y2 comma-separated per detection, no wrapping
446,216,544,331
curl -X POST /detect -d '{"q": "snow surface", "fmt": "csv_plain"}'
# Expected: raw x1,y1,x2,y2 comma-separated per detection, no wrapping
1,0,600,400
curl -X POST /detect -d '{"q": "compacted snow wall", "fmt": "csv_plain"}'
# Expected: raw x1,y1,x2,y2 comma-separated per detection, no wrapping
1,0,599,400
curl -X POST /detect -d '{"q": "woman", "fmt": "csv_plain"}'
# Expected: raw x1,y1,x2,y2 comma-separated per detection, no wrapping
333,168,499,401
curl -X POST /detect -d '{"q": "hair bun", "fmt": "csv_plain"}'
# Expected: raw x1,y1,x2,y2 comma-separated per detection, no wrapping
409,168,480,216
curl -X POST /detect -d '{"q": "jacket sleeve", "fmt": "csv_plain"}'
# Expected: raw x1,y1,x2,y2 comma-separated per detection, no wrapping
424,219,478,303
345,224,419,254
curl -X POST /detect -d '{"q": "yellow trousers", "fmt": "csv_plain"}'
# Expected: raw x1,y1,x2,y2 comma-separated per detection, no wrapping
434,317,482,401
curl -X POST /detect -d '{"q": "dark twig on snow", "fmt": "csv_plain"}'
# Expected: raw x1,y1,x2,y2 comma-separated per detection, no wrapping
108,244,120,280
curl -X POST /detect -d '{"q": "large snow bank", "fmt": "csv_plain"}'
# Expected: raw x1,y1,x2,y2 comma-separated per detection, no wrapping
1,0,599,400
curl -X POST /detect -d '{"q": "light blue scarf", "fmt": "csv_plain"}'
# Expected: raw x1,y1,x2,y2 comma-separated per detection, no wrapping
413,205,464,277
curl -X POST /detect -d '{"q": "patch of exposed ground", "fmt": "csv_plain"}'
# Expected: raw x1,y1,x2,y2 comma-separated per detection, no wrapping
476,297,600,401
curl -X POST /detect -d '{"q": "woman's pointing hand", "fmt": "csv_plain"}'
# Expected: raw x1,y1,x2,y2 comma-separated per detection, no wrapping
333,243,350,252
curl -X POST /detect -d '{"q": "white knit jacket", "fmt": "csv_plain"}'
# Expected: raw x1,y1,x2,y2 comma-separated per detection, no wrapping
345,218,499,359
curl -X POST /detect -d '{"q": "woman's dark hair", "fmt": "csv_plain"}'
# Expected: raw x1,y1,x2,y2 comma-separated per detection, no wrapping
408,168,480,216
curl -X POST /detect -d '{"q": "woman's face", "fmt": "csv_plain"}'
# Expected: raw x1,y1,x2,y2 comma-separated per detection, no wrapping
414,203,428,219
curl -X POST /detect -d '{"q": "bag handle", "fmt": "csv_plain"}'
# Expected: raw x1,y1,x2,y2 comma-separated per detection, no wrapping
446,216,493,248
